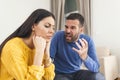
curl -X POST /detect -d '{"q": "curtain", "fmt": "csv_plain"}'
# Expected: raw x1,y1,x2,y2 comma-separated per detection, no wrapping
76,0,91,36
51,0,65,31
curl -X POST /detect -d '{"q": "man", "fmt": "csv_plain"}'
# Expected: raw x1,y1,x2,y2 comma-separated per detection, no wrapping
50,13,105,80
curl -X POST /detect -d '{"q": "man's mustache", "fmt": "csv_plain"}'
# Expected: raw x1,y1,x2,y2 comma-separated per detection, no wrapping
65,33,71,35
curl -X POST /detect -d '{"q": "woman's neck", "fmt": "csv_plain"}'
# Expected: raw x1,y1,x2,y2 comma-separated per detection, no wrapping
22,36,34,49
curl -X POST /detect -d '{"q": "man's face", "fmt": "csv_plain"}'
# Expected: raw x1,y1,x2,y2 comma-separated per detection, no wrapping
65,19,83,42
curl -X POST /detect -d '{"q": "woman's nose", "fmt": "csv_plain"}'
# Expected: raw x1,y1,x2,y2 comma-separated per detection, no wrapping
49,27,54,34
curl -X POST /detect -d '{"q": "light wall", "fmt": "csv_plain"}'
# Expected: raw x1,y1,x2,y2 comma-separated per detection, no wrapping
91,0,120,72
0,0,51,43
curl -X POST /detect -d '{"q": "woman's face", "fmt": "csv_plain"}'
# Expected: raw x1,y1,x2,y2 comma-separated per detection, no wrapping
33,16,55,42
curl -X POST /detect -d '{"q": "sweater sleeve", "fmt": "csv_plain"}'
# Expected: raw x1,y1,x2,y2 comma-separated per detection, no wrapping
1,44,44,80
43,63,55,80
83,37,100,72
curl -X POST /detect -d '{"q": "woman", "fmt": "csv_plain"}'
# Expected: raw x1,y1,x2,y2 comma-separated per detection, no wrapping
0,9,55,80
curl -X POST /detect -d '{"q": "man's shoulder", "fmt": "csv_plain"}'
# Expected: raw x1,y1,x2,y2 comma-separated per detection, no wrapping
51,30,65,41
80,34,91,40
56,30,64,34
80,34,94,44
54,30,64,36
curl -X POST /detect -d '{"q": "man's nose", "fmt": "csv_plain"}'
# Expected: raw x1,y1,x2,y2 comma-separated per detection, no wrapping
66,28,71,33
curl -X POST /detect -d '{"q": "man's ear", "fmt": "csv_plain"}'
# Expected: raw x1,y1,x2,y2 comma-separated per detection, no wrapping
79,27,84,34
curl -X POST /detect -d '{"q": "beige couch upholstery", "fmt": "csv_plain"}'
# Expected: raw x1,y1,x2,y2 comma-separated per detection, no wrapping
81,47,119,80
96,47,119,80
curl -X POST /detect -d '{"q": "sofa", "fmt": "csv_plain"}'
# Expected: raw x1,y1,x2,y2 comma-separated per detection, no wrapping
97,47,119,80
81,47,119,80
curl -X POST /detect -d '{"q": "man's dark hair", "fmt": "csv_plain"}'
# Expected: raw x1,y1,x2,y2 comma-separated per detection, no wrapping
66,13,84,26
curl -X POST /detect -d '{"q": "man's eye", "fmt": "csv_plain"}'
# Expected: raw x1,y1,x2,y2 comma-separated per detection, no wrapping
71,26,76,29
53,27,55,30
65,25,68,28
71,27,75,29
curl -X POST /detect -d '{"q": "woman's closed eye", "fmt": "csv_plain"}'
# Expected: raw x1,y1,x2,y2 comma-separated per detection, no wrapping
45,25,50,28
44,24,55,30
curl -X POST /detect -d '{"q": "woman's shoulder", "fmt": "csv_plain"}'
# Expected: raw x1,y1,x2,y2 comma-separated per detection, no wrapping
6,37,22,45
3,37,23,49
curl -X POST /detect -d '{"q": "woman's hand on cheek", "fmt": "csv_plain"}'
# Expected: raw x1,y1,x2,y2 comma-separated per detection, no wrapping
33,35,46,52
33,36,47,66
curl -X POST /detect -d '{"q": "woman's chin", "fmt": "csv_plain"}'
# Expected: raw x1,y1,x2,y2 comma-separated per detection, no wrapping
46,39,51,43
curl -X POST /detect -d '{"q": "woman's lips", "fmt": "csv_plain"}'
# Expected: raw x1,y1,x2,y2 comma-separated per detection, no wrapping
47,36,52,39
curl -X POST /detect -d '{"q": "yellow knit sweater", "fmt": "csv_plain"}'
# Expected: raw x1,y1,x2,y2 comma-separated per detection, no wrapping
0,37,55,80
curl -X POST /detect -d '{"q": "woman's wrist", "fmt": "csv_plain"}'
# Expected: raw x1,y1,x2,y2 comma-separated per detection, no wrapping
44,58,52,67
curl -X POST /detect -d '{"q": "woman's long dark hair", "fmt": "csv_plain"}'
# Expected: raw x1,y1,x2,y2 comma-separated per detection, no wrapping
0,9,55,55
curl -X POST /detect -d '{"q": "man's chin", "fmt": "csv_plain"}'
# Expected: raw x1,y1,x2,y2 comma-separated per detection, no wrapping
66,39,72,42
66,38,78,42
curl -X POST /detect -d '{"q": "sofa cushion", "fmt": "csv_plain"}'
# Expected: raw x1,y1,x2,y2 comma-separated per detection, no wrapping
96,47,110,58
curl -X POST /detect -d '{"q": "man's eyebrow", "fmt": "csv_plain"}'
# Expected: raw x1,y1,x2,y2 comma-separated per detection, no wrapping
71,25,76,27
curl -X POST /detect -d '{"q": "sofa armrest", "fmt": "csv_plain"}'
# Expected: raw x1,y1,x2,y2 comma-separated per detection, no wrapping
99,55,118,80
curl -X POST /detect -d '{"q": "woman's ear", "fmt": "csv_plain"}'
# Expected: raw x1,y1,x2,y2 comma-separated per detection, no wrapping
32,24,36,31
32,27,35,31
32,23,38,31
